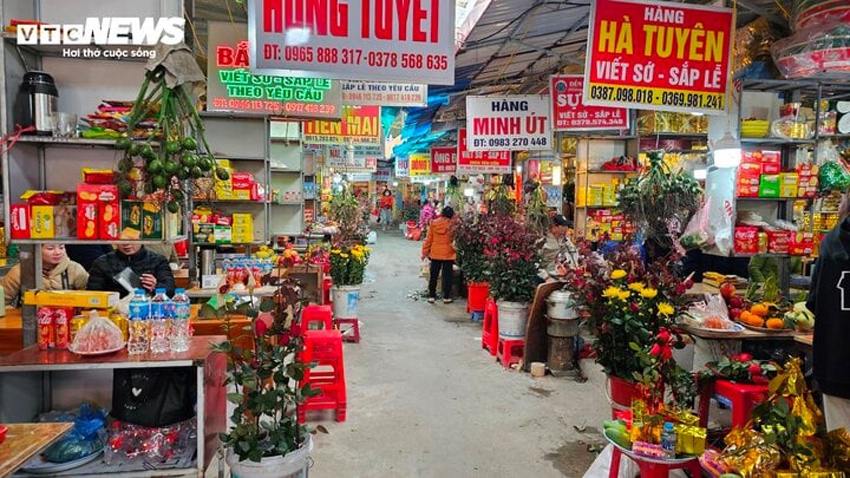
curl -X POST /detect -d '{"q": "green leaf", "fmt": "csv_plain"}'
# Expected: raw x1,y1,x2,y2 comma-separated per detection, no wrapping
227,392,244,404
259,300,277,313
628,342,641,352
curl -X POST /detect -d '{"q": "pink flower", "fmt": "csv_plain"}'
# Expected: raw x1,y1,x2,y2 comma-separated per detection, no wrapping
489,237,498,246
734,353,752,362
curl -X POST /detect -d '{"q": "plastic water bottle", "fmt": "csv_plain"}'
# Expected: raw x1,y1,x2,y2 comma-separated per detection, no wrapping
149,288,171,354
170,288,191,353
661,422,677,459
128,289,150,355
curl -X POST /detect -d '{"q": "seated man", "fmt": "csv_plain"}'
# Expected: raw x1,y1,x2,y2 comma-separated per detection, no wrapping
86,243,175,297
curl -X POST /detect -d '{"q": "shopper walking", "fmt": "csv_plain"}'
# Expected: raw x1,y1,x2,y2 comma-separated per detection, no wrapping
808,192,850,431
421,206,456,304
379,185,394,231
2,243,88,306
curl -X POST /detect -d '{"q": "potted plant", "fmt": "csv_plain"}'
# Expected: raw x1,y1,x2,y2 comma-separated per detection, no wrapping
210,270,325,477
617,150,701,260
484,214,542,338
328,244,370,319
452,213,492,313
562,242,696,410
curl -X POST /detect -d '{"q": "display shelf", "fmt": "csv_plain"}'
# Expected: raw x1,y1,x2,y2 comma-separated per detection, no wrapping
818,134,850,139
212,154,267,162
740,138,816,146
11,235,186,245
270,168,301,173
273,201,304,206
192,197,269,205
737,196,799,201
639,132,708,139
578,169,638,175
14,136,119,147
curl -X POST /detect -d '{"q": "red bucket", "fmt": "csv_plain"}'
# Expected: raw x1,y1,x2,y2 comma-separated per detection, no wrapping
466,282,490,313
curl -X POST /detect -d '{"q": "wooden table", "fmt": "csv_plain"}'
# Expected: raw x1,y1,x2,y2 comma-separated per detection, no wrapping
0,422,73,477
678,323,802,341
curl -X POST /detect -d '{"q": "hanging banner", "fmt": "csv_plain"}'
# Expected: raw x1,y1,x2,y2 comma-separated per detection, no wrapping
341,81,428,107
375,168,393,182
302,105,382,145
207,22,342,118
466,95,551,151
325,146,379,172
583,0,734,115
395,157,410,178
550,75,629,131
430,146,457,174
409,153,431,176
247,0,455,85
457,128,512,175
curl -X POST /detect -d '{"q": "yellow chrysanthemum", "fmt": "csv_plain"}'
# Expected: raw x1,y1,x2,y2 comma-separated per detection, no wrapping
331,249,341,254
657,302,675,316
628,282,645,292
618,290,631,301
602,286,623,299
611,269,627,280
340,253,349,258
640,288,658,299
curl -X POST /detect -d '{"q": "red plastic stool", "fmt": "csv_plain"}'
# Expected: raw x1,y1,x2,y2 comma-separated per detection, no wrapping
298,329,346,423
609,446,701,478
334,318,360,343
496,338,524,369
481,299,499,356
322,276,333,306
302,304,333,330
715,380,769,428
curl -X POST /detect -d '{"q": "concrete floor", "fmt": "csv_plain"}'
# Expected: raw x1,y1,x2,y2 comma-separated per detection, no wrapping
309,231,612,478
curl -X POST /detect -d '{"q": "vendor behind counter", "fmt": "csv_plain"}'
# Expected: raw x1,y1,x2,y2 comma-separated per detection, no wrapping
86,243,175,297
1,244,88,306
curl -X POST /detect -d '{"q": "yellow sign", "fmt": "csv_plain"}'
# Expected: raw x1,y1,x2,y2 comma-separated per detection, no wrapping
409,154,431,176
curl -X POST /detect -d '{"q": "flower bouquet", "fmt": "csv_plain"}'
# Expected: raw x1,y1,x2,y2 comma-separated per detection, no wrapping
329,244,370,287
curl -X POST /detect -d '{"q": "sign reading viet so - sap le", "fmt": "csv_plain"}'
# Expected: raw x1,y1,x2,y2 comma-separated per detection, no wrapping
302,105,382,145
550,75,629,131
207,22,342,118
466,95,551,152
247,0,456,85
430,147,457,174
457,128,511,175
583,0,734,115
341,81,427,107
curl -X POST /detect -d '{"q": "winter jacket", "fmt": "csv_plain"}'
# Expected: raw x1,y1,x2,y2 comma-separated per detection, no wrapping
2,257,89,306
379,194,394,209
422,217,456,261
807,216,850,398
86,247,175,298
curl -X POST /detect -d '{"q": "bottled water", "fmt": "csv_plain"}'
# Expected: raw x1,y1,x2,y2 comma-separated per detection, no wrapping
128,289,150,355
660,421,678,459
149,288,171,354
170,288,192,353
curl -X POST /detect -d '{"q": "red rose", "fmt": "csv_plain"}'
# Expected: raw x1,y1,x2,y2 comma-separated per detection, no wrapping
279,332,291,346
738,353,753,362
684,279,694,289
290,323,302,338
661,347,673,360
675,284,686,295
630,303,640,313
255,319,268,336
658,330,671,342
650,343,662,356
748,364,762,375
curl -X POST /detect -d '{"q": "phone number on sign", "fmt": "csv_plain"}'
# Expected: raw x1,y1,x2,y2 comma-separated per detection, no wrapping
472,137,549,149
587,85,724,111
280,45,449,70
211,97,336,115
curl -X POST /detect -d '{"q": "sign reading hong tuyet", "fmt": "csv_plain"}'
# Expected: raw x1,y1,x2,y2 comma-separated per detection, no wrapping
207,22,342,118
466,95,551,152
341,81,427,107
302,105,382,145
583,0,734,115
247,0,455,85
16,17,185,60
550,75,629,131
430,147,457,174
457,128,511,175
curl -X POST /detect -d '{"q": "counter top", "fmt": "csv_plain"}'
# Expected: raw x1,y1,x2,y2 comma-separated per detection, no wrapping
0,422,74,478
678,323,801,340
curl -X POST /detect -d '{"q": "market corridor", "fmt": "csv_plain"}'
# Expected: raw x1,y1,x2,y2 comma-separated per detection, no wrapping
309,231,611,478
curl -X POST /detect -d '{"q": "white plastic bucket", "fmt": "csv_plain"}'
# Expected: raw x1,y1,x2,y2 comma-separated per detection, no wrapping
497,301,529,338
331,285,361,319
227,435,312,478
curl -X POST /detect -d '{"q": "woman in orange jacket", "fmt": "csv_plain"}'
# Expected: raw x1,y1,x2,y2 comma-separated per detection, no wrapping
421,206,456,303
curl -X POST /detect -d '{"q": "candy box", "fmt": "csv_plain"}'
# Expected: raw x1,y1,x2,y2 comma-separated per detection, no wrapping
193,223,215,244
790,232,814,255
759,174,780,198
141,202,163,240
10,204,30,239
100,202,120,240
214,225,232,244
767,229,793,254
779,172,799,198
77,202,99,239
30,205,55,239
734,226,760,254
631,441,665,459
25,290,120,309
120,200,144,239
231,172,254,190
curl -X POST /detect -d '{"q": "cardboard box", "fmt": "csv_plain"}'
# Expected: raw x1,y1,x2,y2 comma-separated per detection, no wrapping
779,173,799,197
120,200,144,240
141,202,163,239
77,202,99,239
214,179,234,200
588,185,604,206
767,229,792,254
739,163,762,176
231,172,254,190
214,225,232,244
30,205,55,238
737,184,760,197
193,223,215,244
24,290,120,308
790,232,814,256
758,174,780,198
231,213,253,225
762,163,781,175
10,204,30,239
734,226,759,254
232,225,253,244
100,202,120,240
232,188,252,201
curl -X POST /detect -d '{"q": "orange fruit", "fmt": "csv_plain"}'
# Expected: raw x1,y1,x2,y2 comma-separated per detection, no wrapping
750,304,769,317
766,318,785,329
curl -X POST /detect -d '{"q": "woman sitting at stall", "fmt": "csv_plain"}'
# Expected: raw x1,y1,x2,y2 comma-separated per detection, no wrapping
538,214,578,282
2,243,89,306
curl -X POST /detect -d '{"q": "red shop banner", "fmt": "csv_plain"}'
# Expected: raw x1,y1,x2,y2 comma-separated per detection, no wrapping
583,0,733,115
430,146,457,174
550,75,629,131
302,105,382,145
456,128,511,175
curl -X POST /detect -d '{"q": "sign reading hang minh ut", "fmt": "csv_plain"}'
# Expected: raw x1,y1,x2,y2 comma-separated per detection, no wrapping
302,105,382,145
583,0,734,115
247,0,456,85
465,95,551,152
207,21,342,118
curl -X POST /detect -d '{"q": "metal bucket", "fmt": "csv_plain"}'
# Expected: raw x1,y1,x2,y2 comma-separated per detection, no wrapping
546,289,577,319
497,301,529,338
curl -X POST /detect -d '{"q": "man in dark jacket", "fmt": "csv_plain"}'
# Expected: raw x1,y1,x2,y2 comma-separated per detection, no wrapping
807,212,850,431
86,243,175,297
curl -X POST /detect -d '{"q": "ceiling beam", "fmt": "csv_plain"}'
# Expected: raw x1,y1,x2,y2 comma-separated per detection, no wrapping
513,9,589,71
736,0,788,27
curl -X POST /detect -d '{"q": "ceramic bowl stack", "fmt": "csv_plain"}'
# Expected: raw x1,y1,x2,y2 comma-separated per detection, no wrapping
741,119,770,138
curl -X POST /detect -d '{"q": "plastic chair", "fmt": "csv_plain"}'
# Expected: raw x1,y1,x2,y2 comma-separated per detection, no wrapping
481,299,499,356
496,338,524,369
298,329,346,423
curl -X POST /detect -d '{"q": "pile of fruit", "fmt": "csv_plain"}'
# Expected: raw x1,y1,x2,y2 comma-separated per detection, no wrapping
603,419,631,449
719,278,814,331
250,245,278,264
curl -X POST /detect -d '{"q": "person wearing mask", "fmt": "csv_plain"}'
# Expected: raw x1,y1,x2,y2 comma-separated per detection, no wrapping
379,185,394,231
807,191,850,431
538,214,578,281
2,244,88,306
87,242,175,297
421,206,456,304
